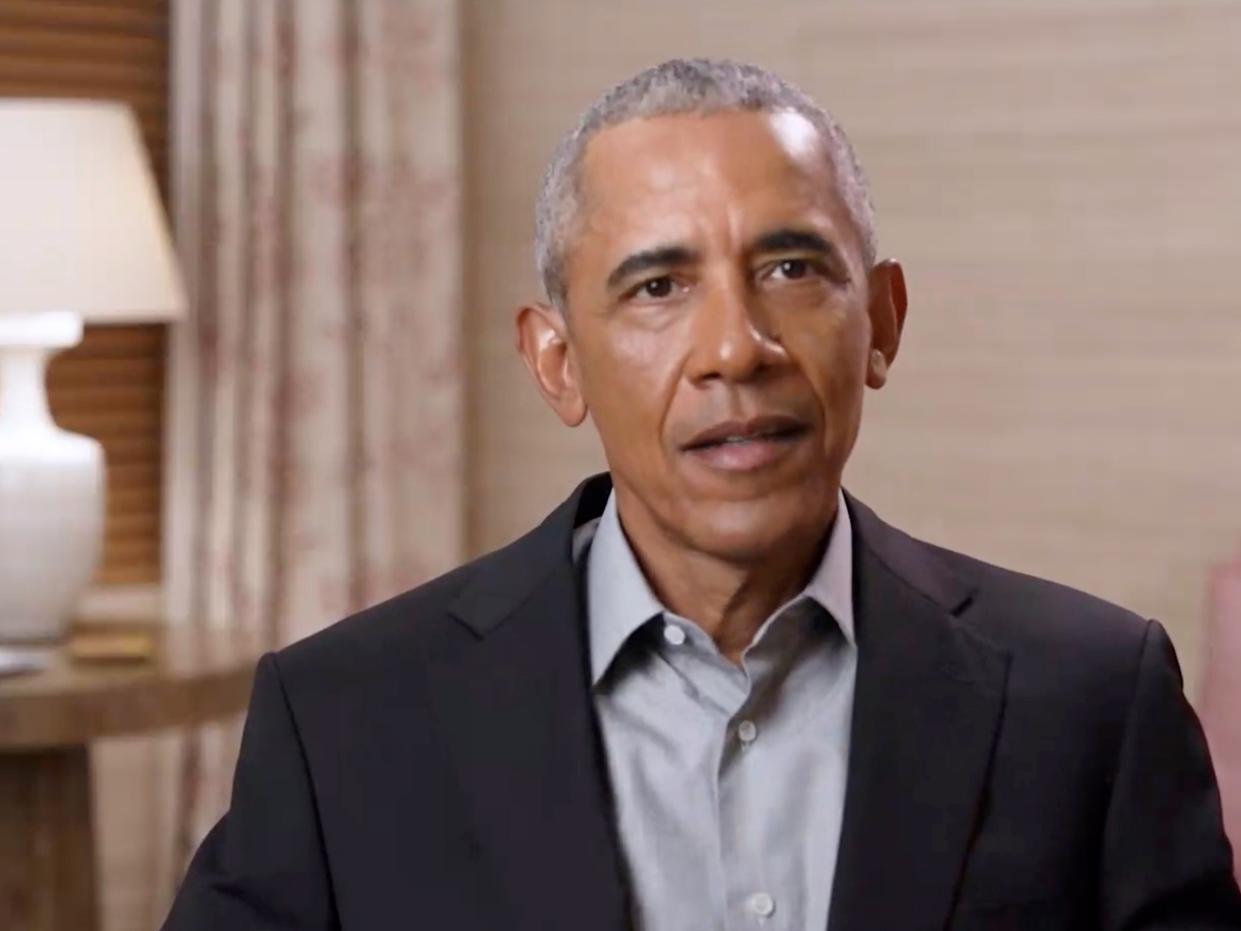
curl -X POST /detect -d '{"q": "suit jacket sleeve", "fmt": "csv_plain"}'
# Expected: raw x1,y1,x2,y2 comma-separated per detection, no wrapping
1101,619,1241,929
161,652,338,931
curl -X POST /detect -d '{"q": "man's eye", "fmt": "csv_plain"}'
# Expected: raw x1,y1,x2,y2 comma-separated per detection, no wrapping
638,276,675,299
771,258,811,281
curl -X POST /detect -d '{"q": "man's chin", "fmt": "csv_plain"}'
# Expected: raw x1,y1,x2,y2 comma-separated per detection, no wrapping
675,489,836,563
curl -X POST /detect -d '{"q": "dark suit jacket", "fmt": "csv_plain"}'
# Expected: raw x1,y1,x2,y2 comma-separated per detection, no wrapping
163,474,1241,930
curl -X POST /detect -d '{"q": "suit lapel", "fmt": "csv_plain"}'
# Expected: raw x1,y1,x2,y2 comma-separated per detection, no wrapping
828,495,1010,931
423,476,629,931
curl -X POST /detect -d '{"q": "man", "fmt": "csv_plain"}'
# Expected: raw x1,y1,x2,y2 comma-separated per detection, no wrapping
163,59,1241,930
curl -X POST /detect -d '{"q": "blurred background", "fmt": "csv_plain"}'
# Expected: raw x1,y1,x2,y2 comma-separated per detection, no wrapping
0,0,1238,928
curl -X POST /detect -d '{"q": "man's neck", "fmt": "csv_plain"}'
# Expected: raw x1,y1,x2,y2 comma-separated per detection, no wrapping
612,491,835,664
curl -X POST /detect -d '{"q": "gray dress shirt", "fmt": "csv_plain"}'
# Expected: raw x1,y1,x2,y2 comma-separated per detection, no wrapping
575,491,857,931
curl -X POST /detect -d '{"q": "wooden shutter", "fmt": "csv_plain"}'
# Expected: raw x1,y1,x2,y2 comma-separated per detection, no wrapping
0,0,170,585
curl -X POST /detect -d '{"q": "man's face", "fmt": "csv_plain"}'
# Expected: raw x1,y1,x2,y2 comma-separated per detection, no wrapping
520,109,905,562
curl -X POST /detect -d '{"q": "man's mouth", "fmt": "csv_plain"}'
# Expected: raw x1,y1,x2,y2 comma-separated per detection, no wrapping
681,415,810,472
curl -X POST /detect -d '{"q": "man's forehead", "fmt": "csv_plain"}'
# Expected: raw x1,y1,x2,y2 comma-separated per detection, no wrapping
580,108,831,195
573,109,846,256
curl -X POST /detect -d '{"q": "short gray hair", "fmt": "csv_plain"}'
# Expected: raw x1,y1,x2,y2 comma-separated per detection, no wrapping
534,57,877,309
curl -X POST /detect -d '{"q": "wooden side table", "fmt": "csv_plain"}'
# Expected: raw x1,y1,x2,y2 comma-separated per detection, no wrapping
0,625,262,931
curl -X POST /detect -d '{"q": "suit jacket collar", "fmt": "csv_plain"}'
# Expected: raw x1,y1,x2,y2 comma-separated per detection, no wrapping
438,473,1009,930
828,492,1010,930
446,473,609,637
429,474,629,930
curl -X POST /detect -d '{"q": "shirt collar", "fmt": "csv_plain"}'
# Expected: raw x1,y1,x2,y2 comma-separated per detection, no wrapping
579,489,855,687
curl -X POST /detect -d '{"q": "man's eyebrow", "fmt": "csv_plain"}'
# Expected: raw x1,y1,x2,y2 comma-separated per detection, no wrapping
605,245,699,291
750,228,838,258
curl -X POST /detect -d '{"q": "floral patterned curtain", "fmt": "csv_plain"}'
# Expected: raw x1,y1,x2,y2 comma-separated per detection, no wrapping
164,0,463,892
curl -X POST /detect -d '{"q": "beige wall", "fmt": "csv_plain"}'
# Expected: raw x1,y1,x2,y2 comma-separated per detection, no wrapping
464,0,1241,691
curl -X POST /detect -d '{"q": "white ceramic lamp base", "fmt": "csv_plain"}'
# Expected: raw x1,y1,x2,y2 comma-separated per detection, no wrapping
0,312,103,642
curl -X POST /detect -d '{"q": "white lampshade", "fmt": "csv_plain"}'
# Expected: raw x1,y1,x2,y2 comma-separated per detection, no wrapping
0,99,186,323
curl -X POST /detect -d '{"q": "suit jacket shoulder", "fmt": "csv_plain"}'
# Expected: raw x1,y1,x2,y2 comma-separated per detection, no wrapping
269,477,593,729
849,493,1157,702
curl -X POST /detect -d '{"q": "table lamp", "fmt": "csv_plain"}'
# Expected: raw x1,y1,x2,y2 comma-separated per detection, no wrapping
0,100,186,641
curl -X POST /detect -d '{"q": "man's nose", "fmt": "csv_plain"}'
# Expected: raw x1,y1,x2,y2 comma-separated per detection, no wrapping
685,275,787,385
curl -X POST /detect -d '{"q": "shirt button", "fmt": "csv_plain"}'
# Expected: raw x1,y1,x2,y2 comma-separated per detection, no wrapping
662,623,686,646
737,719,758,745
747,892,775,918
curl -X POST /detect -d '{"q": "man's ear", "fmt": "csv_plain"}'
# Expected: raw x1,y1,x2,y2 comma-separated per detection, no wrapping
516,302,588,427
865,259,908,389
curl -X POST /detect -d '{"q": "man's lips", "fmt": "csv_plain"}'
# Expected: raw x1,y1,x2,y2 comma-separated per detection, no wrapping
680,415,810,472
682,414,809,450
